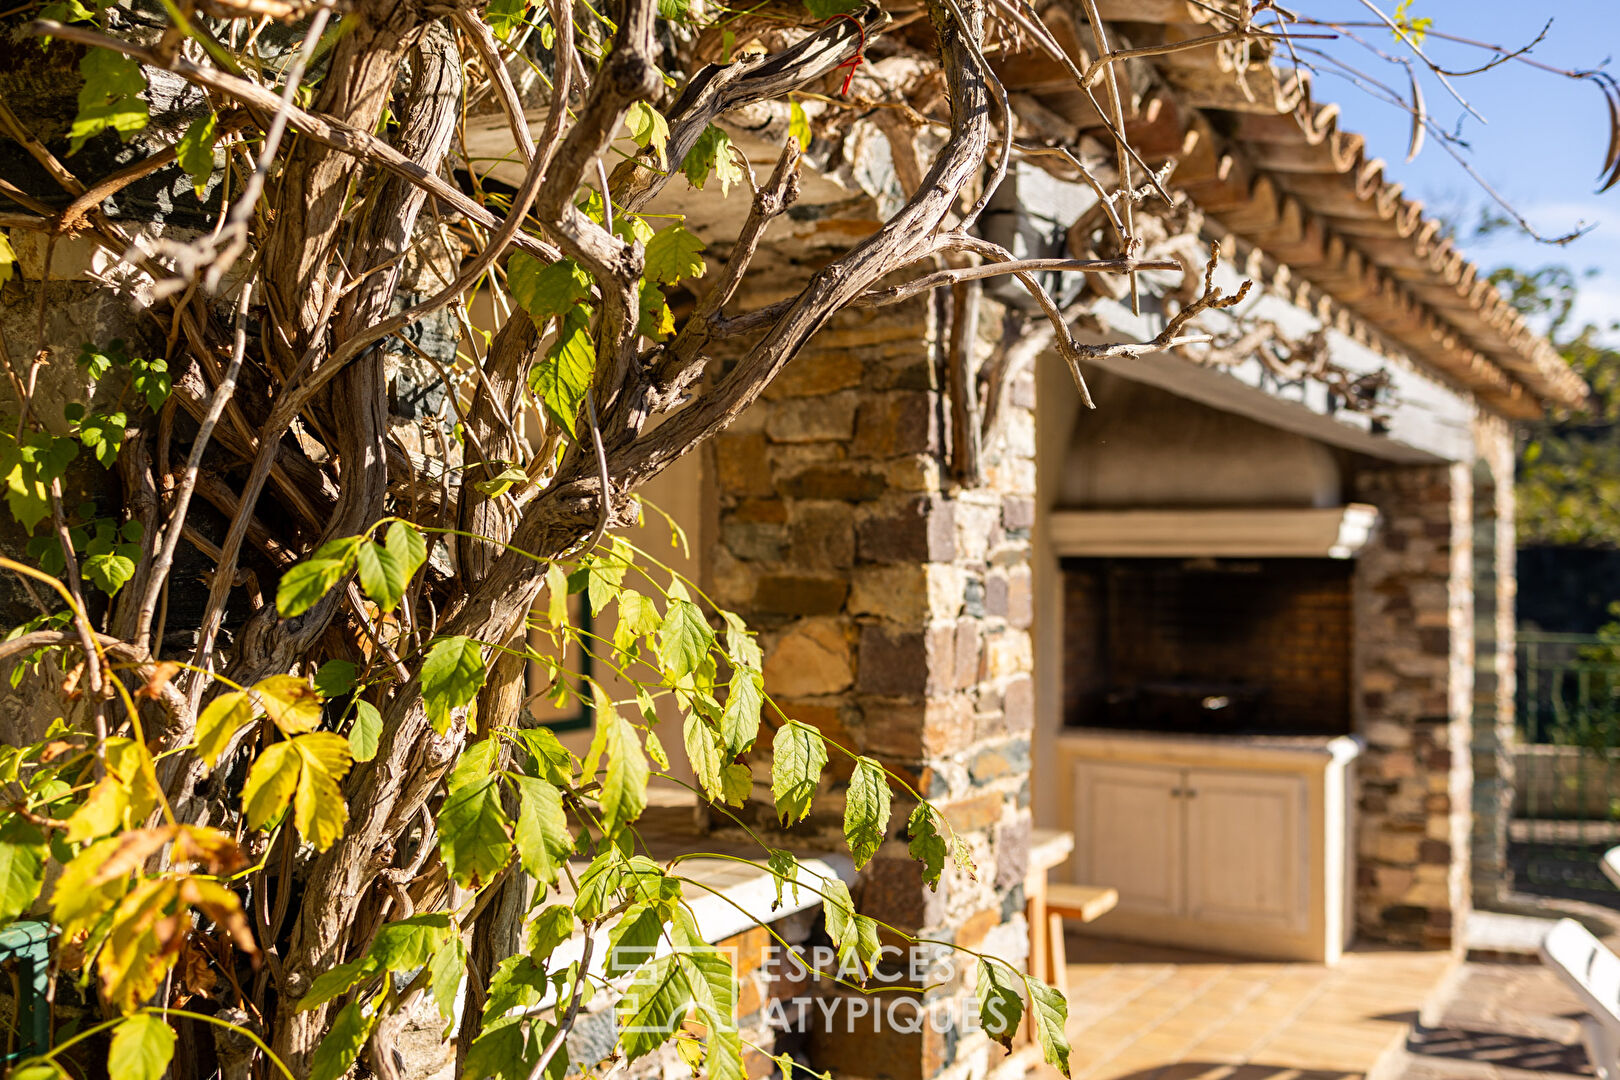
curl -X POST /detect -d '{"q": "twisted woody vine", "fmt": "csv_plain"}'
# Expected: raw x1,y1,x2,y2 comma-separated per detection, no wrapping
0,0,1610,1076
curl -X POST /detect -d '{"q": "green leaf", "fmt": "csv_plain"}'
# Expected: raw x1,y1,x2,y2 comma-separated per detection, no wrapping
770,721,826,825
1029,976,1071,1076
683,713,724,802
643,224,707,286
599,712,648,835
77,410,125,467
482,955,548,1025
486,0,530,39
766,848,800,910
309,996,378,1080
177,110,217,197
511,774,570,887
658,596,714,681
721,611,763,670
422,635,487,734
720,667,763,755
370,913,453,971
977,960,1025,1049
0,818,47,921
513,725,575,786
645,727,669,770
719,762,752,807
131,357,170,412
450,737,502,792
314,660,357,697
530,306,595,438
526,904,576,963
509,255,593,324
427,934,466,1024
625,101,671,168
544,562,569,633
820,877,877,978
637,281,675,341
438,776,513,888
681,124,742,195
107,1014,176,1080
355,522,425,614
195,691,255,767
81,550,135,596
706,1030,747,1080
70,47,149,154
616,954,692,1060
473,464,528,498
297,957,379,1010
907,805,947,888
844,756,892,870
606,899,667,977
276,536,360,617
789,100,811,150
348,700,382,762
613,592,661,662
584,546,628,617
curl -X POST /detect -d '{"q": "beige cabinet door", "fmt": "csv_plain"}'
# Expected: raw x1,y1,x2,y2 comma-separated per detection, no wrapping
1072,761,1184,917
1183,769,1307,932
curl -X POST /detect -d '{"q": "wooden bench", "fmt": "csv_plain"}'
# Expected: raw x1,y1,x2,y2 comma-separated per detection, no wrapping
1040,885,1118,996
1540,917,1620,1080
1024,827,1118,993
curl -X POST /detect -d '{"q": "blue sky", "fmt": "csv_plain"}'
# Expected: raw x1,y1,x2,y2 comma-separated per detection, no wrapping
1288,0,1619,341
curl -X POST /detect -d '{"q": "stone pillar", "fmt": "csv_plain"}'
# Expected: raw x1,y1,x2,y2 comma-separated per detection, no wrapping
1469,417,1518,908
1351,463,1474,948
709,289,1037,1080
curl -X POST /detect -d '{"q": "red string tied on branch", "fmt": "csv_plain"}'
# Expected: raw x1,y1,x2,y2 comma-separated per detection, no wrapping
821,12,868,97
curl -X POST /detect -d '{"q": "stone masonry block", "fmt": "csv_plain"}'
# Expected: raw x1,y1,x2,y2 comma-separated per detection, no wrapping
764,619,853,698
854,392,940,458
715,432,773,496
753,575,850,617
857,496,956,564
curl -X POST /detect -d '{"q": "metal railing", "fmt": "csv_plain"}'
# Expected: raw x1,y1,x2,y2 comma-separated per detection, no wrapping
1512,631,1620,904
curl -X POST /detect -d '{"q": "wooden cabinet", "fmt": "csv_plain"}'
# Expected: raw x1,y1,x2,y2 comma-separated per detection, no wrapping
1073,763,1184,917
1183,770,1306,932
1062,734,1357,963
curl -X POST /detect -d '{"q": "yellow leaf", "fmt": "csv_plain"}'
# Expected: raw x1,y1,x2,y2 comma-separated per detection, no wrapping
196,691,255,767
292,733,352,852
98,878,183,1013
53,836,127,943
254,674,323,734
90,827,180,887
64,777,130,843
104,738,161,824
242,742,301,832
177,877,257,956
293,731,353,778
171,826,246,876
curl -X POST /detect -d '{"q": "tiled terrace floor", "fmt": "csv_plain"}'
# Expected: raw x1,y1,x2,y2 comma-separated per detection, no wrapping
1056,937,1454,1080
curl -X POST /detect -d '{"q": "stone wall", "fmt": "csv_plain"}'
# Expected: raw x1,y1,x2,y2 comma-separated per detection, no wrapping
1351,463,1474,948
1470,417,1518,908
708,279,1039,1080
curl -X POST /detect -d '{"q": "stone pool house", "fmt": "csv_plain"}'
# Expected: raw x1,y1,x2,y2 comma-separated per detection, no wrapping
505,4,1588,1079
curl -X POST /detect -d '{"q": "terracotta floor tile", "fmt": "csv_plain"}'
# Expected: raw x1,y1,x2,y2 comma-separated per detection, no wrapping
1060,936,1447,1080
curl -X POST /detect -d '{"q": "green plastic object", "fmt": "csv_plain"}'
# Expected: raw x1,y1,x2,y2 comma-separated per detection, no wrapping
0,920,51,1061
